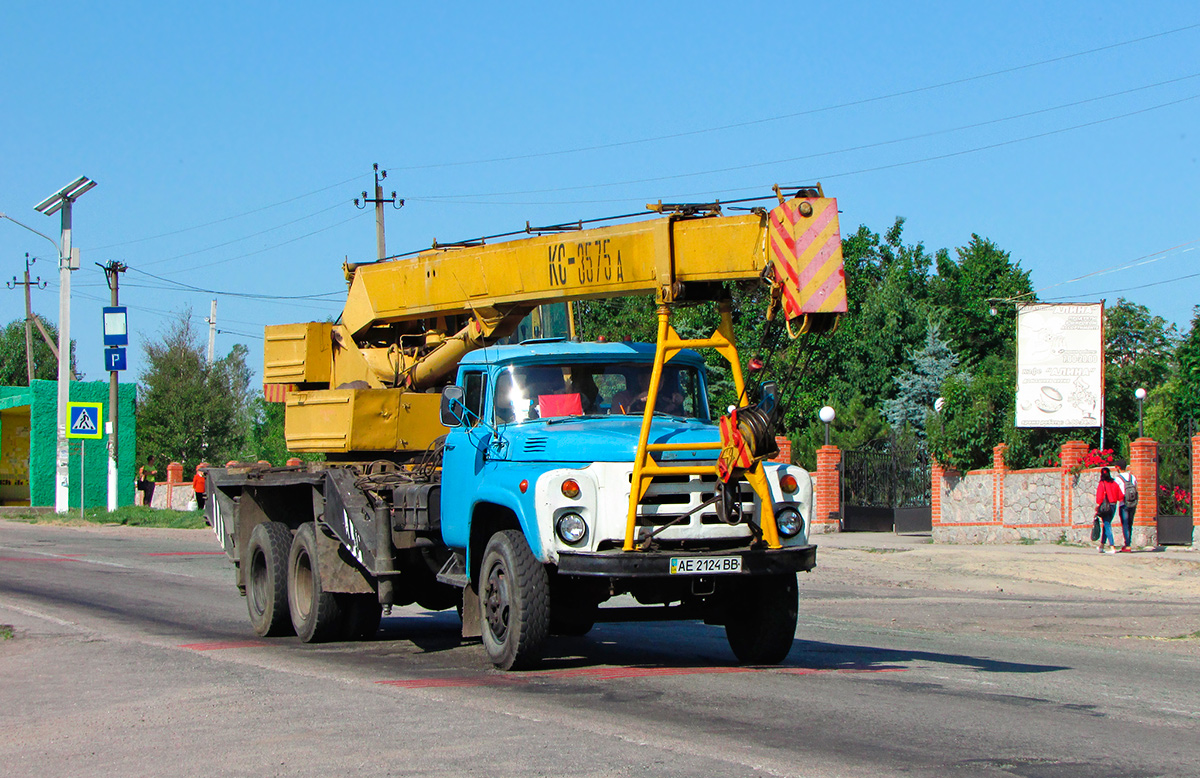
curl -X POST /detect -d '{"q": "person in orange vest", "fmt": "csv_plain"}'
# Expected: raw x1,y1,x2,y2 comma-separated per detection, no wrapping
193,463,209,511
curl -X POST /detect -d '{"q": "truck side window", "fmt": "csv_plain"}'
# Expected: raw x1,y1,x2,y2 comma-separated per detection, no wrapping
462,371,486,427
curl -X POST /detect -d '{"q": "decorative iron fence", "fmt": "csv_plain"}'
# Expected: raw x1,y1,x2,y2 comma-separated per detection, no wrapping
841,439,932,532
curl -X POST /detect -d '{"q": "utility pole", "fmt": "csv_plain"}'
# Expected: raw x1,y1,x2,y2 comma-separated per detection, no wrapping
101,261,126,511
354,163,403,260
205,299,217,365
35,176,97,514
6,253,47,384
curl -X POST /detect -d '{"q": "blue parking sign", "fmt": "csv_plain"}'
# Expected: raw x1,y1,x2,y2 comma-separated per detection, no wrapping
105,347,127,372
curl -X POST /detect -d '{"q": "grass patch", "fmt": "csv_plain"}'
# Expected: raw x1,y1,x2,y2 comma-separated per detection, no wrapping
6,506,206,530
1167,631,1200,641
0,625,13,640
1019,536,1037,545
860,547,912,554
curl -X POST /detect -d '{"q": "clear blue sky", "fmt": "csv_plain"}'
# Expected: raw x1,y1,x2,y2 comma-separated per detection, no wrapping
3,3,1198,385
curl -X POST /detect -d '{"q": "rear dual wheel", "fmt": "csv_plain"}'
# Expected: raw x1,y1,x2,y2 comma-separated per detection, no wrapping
245,521,294,637
288,522,344,643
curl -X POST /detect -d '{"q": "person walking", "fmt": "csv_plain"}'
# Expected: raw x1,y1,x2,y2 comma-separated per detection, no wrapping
137,455,158,508
1112,459,1138,552
1095,467,1122,554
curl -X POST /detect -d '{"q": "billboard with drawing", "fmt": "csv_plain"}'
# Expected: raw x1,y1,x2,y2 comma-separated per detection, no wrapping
1015,302,1104,428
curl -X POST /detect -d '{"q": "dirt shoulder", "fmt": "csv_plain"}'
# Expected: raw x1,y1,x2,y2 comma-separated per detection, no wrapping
813,532,1200,601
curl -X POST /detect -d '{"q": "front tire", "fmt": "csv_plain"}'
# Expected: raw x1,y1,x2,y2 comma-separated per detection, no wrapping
479,530,550,670
245,521,294,637
287,522,344,643
724,574,798,665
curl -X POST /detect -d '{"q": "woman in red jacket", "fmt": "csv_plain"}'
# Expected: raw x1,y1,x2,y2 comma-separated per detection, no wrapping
1095,467,1122,554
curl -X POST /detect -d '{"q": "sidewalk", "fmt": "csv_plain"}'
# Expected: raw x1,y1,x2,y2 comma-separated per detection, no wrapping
811,531,1200,600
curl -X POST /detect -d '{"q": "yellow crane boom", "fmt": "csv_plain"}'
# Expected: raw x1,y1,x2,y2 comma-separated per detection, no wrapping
264,193,846,456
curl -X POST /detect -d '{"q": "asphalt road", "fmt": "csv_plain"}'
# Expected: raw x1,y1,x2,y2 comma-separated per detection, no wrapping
1,520,1198,778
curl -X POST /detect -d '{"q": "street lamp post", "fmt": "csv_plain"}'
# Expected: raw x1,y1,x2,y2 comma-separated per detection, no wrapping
1135,387,1147,439
819,405,836,447
35,176,97,514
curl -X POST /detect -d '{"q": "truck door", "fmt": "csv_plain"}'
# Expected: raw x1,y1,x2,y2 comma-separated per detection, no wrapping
440,370,489,550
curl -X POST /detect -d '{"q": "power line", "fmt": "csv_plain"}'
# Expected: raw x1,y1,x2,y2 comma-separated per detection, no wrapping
86,173,363,250
139,201,347,267
155,210,371,274
411,73,1200,201
126,266,346,301
384,22,1200,172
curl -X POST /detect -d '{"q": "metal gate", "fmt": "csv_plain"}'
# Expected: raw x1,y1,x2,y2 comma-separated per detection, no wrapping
841,439,932,533
1156,440,1193,546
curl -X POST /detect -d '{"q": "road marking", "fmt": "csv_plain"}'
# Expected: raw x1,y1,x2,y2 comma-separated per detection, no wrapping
0,601,78,627
0,556,82,563
179,640,271,651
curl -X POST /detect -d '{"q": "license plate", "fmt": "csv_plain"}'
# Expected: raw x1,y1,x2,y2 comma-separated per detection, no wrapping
669,556,742,575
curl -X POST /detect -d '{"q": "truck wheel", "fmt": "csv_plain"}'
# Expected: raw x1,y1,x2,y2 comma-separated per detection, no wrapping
724,574,798,665
288,522,344,643
337,594,382,640
245,521,294,637
479,530,550,670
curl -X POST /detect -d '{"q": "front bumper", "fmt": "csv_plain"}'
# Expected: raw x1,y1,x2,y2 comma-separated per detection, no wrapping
555,544,816,578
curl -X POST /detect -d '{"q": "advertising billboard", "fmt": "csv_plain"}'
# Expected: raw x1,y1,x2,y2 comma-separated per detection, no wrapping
1015,302,1104,428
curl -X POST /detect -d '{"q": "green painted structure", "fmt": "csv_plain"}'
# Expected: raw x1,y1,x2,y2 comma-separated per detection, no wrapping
0,380,137,509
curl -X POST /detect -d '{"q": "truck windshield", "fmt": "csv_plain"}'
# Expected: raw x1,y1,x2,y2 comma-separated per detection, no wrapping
493,363,706,424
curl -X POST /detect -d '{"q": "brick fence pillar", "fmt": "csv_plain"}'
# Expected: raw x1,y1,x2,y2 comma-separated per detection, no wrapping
1129,437,1158,545
770,436,793,464
1060,440,1088,526
992,444,1008,524
812,444,842,533
931,459,944,526
1192,435,1200,531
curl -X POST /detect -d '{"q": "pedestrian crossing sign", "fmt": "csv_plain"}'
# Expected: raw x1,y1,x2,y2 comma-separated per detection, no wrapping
67,403,103,440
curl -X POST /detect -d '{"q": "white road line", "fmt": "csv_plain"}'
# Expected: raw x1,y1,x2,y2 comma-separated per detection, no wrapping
1,601,78,627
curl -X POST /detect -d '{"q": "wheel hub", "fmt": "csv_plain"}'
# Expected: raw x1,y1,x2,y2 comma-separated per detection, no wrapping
484,561,510,641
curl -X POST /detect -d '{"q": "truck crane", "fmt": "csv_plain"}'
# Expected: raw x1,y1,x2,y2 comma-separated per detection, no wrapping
205,187,847,670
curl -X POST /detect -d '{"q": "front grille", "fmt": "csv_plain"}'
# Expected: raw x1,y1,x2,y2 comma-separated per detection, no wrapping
635,472,755,526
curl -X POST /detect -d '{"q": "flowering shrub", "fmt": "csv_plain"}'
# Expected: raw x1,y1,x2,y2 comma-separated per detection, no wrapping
1158,484,1193,517
1069,448,1114,476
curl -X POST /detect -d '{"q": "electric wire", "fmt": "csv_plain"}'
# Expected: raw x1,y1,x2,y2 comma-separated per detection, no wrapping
154,210,371,274
139,201,348,267
411,74,1200,201
87,173,363,250
383,22,1200,172
408,92,1200,208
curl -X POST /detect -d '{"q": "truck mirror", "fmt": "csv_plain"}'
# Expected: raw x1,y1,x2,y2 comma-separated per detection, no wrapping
440,386,466,427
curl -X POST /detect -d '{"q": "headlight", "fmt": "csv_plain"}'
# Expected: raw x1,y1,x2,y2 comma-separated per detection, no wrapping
555,512,587,544
776,507,803,538
779,474,799,495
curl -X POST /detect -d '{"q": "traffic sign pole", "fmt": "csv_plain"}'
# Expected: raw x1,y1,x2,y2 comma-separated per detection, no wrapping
102,270,126,511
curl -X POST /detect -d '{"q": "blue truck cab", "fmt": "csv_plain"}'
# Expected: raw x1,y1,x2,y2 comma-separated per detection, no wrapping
438,340,817,669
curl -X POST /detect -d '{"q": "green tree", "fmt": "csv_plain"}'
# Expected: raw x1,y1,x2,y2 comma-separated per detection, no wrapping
137,312,253,471
929,235,1033,369
883,321,960,435
1103,299,1178,450
0,314,78,386
1172,307,1200,420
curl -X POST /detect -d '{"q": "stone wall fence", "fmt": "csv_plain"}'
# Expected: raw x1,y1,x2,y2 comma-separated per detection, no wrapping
934,438,1198,546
